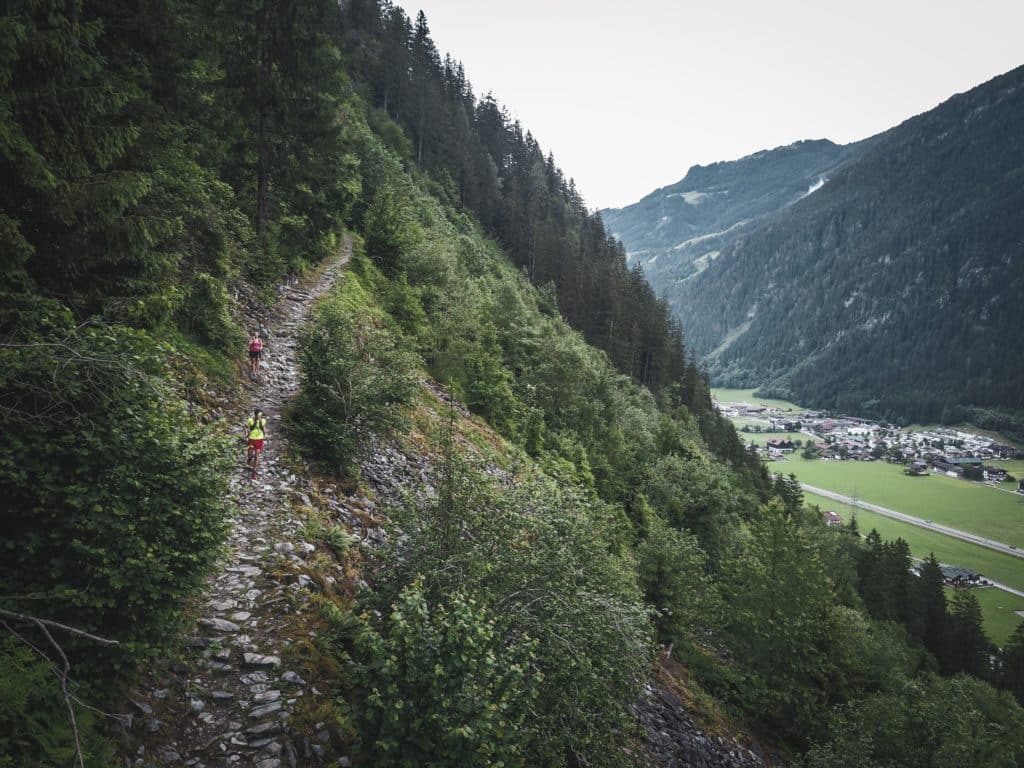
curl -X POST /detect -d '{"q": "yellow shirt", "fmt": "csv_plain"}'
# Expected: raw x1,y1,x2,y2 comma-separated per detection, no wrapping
246,417,266,440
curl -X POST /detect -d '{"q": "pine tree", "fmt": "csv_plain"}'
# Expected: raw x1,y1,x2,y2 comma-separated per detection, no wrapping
1001,621,1024,704
915,553,949,663
947,589,991,678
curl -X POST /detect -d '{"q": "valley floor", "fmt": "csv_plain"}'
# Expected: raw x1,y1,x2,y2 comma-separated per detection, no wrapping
713,388,1024,646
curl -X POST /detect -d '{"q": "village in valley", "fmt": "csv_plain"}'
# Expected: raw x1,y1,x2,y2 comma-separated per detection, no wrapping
719,399,1023,489
714,392,1024,605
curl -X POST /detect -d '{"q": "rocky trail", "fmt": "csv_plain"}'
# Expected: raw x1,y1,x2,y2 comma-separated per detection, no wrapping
118,240,773,768
123,249,356,768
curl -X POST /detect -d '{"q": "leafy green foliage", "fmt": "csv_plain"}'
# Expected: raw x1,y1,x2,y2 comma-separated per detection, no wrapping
1001,622,1024,705
645,454,746,563
800,675,1024,768
354,582,539,766
335,0,763,481
0,307,231,679
638,516,719,642
292,282,419,477
721,499,833,741
352,464,652,767
0,638,114,767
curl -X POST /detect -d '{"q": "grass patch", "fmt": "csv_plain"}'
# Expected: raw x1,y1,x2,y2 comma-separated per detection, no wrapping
954,587,1024,648
805,491,1024,643
775,455,1024,549
737,430,805,447
711,387,802,413
803,491,1023,589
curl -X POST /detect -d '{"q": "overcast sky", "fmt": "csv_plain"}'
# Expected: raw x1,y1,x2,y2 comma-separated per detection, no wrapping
396,0,1024,210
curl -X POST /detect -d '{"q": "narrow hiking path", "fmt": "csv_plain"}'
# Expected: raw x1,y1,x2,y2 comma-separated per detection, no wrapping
125,244,351,768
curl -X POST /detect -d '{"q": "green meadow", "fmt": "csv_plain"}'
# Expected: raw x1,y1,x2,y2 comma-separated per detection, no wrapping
966,587,1024,648
716,387,1024,642
805,491,1024,644
711,387,803,413
777,455,1024,549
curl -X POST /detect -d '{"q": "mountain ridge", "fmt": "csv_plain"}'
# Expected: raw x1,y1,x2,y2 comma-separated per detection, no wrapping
603,64,1024,434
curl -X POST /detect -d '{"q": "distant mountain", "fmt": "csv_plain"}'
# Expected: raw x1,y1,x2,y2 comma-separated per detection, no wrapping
601,139,862,291
603,66,1024,437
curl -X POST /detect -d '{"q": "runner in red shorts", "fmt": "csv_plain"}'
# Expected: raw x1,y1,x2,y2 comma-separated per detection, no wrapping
246,408,267,478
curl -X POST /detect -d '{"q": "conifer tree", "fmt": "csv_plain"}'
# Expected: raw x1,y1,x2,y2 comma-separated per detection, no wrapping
947,589,991,679
916,553,949,663
1001,622,1024,704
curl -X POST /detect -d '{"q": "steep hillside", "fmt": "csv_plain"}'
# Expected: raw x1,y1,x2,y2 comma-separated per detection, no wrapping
601,139,855,291
4,3,1024,767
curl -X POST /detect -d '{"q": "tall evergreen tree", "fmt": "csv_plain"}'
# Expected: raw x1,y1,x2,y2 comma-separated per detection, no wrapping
1002,622,1024,705
915,553,949,663
947,589,991,679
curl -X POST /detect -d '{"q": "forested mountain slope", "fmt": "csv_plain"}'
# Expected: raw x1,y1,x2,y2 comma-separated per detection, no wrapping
609,66,1024,437
601,139,857,289
3,2,1024,766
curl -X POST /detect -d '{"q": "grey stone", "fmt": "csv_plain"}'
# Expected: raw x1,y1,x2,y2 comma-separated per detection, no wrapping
243,653,280,668
255,759,280,768
211,691,235,702
151,689,169,700
240,671,269,685
230,611,253,622
280,671,306,686
189,698,205,713
227,565,262,576
249,701,283,719
247,721,283,737
253,690,281,703
199,617,241,633
157,747,180,763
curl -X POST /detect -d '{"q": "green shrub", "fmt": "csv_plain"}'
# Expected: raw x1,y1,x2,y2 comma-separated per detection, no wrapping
354,581,539,766
359,465,653,767
292,289,419,477
638,516,719,643
0,307,231,681
0,638,114,767
800,675,1024,768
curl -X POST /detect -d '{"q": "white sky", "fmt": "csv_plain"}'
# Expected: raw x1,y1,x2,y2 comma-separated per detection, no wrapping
396,0,1024,210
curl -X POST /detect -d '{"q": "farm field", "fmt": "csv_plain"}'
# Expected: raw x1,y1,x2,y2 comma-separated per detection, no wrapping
991,458,1024,479
805,492,1024,644
774,454,1024,549
711,388,802,413
804,492,1024,592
